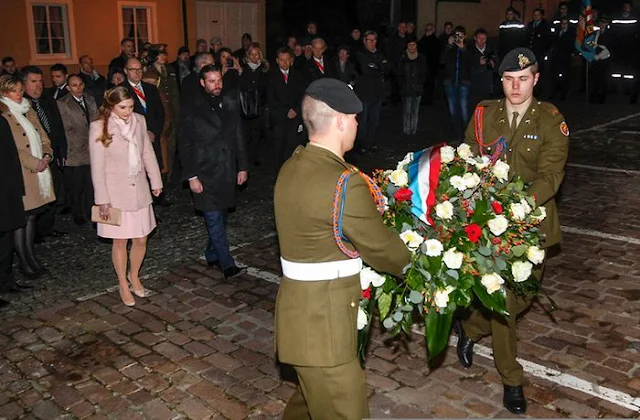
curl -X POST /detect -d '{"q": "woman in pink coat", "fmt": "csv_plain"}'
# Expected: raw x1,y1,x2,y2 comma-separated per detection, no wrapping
89,87,163,306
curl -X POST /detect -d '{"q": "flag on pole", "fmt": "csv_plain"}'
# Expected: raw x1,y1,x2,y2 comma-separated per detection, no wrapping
575,0,598,62
407,146,442,226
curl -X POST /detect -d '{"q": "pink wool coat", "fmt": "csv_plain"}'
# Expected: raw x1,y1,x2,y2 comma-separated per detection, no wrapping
89,113,162,211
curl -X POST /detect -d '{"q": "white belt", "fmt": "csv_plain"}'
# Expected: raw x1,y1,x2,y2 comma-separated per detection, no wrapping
280,258,363,281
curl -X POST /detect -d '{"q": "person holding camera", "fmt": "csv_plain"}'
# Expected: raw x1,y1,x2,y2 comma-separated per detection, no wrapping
441,25,473,142
470,28,498,108
216,48,243,97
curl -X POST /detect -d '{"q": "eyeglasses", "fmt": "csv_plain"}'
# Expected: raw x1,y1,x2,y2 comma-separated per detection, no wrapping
126,68,143,73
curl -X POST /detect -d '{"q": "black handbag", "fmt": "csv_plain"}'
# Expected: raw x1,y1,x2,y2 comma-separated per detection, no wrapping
239,87,260,119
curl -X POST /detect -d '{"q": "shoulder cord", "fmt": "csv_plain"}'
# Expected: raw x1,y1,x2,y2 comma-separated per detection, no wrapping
332,168,386,259
474,106,507,162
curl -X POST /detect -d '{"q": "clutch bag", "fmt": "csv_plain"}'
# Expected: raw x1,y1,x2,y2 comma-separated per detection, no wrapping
91,206,122,226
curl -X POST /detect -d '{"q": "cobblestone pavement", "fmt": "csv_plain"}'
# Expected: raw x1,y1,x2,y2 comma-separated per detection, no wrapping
0,95,639,418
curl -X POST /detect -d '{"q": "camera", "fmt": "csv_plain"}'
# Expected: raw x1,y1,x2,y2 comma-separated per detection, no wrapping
454,32,463,43
227,58,234,68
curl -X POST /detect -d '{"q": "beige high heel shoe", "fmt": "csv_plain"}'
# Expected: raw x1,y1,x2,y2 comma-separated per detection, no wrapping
119,285,135,306
127,273,147,298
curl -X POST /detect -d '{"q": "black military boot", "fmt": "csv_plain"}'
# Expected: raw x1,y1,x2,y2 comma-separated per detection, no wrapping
453,320,475,368
14,227,41,280
503,385,527,414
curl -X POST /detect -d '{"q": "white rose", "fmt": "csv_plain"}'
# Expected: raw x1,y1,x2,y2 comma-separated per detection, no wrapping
443,248,463,270
450,175,467,191
474,156,491,170
492,160,510,182
435,201,454,220
520,198,532,215
360,266,386,289
357,307,368,330
487,215,509,236
424,239,444,257
397,152,414,170
526,246,545,265
457,143,473,160
509,203,527,221
531,205,546,221
389,169,409,187
440,145,455,164
481,273,505,294
511,261,533,283
462,172,481,189
433,286,456,308
400,230,425,250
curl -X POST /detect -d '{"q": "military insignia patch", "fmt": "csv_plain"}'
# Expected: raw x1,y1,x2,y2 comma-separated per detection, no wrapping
560,121,569,136
518,53,530,69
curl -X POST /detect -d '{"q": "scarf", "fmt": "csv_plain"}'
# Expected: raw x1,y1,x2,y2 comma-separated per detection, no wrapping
111,114,142,178
247,61,261,71
406,50,418,60
0,97,53,199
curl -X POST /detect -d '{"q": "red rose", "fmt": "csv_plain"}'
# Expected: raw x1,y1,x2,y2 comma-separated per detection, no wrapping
492,201,503,214
361,287,372,300
394,188,413,202
464,224,482,243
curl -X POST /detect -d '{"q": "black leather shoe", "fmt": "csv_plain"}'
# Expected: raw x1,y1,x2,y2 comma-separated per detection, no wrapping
224,266,246,279
454,320,474,368
503,385,527,414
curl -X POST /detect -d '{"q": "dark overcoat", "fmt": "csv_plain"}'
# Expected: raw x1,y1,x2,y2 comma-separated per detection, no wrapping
0,115,26,231
178,90,248,212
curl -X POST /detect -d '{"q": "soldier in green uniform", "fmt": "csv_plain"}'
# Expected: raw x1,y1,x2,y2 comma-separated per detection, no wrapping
274,78,411,419
455,48,569,414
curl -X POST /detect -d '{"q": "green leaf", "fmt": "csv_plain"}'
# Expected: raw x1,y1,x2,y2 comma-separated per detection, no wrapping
425,309,454,359
392,311,403,322
472,282,509,316
382,317,395,330
512,245,528,257
478,246,492,256
378,292,392,320
475,199,488,216
446,270,459,280
409,290,423,304
494,257,507,271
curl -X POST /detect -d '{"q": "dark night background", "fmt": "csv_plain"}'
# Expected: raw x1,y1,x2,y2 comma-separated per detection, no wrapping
263,0,632,56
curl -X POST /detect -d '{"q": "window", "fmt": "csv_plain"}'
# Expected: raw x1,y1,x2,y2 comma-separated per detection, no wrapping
26,0,77,63
118,2,157,53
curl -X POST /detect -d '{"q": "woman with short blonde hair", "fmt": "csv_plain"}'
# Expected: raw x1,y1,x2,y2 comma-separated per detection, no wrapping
0,74,54,279
90,86,163,306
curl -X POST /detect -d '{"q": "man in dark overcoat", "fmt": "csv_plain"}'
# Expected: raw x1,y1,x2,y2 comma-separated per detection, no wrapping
178,65,249,279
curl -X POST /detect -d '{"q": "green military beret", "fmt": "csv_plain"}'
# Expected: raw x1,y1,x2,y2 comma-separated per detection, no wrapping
499,47,537,75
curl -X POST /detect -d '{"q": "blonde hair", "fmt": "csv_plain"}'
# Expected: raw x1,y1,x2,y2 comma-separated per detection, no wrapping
0,74,23,96
97,86,132,146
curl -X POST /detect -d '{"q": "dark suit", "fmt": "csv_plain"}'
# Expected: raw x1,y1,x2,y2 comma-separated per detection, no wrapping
26,93,68,237
550,27,575,99
45,84,69,101
527,20,553,63
120,81,166,170
108,54,128,75
180,72,202,106
267,67,307,165
79,72,107,107
332,60,357,85
305,55,335,82
0,116,25,291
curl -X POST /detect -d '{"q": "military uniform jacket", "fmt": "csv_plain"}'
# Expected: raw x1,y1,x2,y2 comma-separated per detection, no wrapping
274,144,411,367
464,98,569,247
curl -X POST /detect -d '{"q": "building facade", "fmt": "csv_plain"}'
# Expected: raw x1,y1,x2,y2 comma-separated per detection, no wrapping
0,0,266,77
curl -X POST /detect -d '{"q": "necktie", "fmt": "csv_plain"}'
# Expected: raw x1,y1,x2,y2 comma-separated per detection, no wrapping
511,111,519,134
132,84,147,113
315,59,325,74
282,72,288,84
77,98,86,111
31,99,51,134
160,65,167,79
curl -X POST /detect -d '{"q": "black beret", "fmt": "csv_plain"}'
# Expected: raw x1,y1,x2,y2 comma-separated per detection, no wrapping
499,47,537,75
178,46,190,55
305,78,363,114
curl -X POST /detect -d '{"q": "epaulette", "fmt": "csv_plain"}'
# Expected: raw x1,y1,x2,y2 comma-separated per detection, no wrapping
537,101,563,117
476,99,500,108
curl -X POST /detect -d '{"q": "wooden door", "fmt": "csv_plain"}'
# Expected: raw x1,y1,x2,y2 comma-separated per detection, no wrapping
196,1,224,46
195,1,259,50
